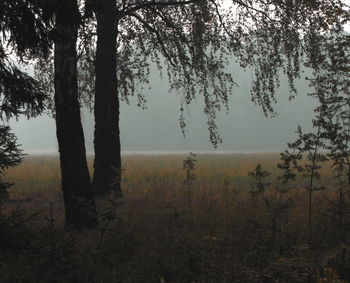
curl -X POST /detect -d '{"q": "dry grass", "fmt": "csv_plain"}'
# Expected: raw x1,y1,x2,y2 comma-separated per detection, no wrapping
2,152,340,240
4,152,293,198
1,153,350,282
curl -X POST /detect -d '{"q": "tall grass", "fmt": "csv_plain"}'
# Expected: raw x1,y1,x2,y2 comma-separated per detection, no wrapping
6,152,336,198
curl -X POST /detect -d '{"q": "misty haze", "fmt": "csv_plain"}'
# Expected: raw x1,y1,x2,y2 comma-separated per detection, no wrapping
10,63,315,154
2,1,350,282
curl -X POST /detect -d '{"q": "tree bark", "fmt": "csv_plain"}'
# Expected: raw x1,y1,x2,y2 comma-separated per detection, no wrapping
93,0,122,197
54,0,97,229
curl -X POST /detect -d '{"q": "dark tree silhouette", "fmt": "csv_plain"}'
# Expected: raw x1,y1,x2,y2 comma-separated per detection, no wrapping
53,0,97,228
3,0,98,228
92,0,121,197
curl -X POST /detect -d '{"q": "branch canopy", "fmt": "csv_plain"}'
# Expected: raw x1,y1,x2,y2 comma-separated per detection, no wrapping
38,0,350,146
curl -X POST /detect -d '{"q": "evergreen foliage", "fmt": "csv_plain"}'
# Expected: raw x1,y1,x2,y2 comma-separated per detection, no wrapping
0,0,51,204
0,0,50,119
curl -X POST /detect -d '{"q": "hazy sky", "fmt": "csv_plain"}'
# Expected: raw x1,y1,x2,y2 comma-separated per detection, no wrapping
9,1,350,154
9,63,316,154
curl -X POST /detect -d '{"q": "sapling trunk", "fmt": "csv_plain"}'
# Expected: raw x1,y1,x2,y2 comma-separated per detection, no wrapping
337,173,344,228
187,180,192,218
183,153,196,221
308,169,314,244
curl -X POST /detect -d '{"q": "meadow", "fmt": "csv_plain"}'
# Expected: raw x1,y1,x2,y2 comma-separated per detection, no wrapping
1,153,350,282
6,153,281,198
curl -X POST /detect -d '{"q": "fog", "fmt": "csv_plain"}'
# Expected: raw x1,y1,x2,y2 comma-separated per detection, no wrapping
9,64,316,154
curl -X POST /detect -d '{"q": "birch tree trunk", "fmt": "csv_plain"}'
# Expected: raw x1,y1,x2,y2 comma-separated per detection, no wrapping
93,0,122,197
54,0,97,228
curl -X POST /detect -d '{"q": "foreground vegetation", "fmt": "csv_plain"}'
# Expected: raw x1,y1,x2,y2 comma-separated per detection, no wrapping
1,153,350,282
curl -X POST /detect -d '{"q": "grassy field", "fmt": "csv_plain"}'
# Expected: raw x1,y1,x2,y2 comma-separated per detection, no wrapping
5,152,332,198
1,153,350,282
5,153,277,195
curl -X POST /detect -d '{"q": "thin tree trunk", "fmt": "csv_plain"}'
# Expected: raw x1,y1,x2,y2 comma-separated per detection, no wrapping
308,173,313,244
338,173,344,228
93,0,122,197
339,181,343,227
308,155,317,244
54,0,97,229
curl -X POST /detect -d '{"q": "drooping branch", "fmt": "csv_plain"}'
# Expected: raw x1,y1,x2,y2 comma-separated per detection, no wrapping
129,12,177,66
122,0,200,17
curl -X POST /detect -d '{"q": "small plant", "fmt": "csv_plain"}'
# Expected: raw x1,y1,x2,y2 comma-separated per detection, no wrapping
248,150,299,247
183,152,197,218
288,125,327,243
248,163,271,198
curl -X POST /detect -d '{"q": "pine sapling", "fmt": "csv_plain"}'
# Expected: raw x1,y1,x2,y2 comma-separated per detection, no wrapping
183,152,197,219
288,125,326,243
249,149,299,247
